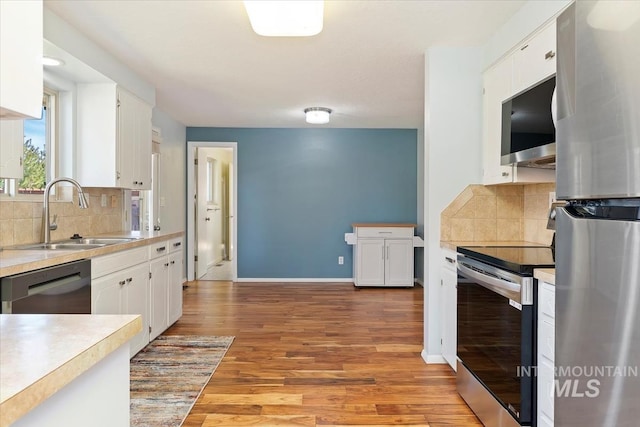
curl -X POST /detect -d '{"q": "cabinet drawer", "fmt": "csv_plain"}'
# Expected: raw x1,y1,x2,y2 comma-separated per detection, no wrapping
356,227,413,238
540,281,555,319
168,237,183,253
92,246,148,279
442,249,457,271
148,240,169,259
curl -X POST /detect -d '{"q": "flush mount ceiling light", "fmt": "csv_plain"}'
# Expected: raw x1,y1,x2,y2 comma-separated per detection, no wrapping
243,1,324,37
304,107,332,124
42,56,65,66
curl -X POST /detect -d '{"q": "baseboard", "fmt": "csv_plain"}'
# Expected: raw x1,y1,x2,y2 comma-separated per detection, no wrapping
234,278,354,283
421,349,446,364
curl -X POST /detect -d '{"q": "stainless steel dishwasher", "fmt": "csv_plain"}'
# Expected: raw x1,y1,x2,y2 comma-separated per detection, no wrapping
1,259,91,314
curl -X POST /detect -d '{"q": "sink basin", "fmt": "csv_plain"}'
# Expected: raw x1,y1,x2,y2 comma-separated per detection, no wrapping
60,237,140,245
14,243,107,250
11,237,140,250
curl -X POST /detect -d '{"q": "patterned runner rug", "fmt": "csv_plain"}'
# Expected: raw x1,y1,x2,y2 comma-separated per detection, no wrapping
130,335,234,427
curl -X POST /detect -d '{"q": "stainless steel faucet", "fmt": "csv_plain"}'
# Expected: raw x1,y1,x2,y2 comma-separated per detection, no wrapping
42,177,89,244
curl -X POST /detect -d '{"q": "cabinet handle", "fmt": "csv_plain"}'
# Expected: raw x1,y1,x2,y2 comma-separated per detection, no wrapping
170,260,175,265
139,181,143,186
133,181,139,185
156,246,166,252
545,50,556,60
378,231,393,234
445,257,455,264
164,263,169,267
502,171,510,177
520,44,529,51
173,242,181,248
386,246,389,260
126,277,133,283
119,280,126,286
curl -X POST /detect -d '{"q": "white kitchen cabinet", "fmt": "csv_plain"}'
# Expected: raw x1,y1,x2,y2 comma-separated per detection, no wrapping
92,246,150,357
0,0,43,119
482,21,556,185
148,240,169,340
440,248,458,371
513,21,556,96
167,238,184,326
0,120,24,178
76,84,151,189
353,225,415,287
537,280,555,427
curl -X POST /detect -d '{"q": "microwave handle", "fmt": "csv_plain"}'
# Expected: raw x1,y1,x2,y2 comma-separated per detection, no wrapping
457,262,522,303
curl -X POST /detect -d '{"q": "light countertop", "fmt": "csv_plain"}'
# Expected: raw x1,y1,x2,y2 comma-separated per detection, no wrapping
0,314,141,427
0,230,183,277
534,268,556,285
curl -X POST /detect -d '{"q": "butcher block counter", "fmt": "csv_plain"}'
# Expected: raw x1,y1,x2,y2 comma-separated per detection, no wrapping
0,314,141,427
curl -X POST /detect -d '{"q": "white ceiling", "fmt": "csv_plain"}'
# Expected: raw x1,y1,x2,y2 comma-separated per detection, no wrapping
44,0,526,129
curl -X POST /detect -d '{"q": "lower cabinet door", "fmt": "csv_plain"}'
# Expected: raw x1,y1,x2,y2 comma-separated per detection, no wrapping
356,239,385,286
167,250,183,325
149,257,168,340
384,239,413,286
122,263,150,357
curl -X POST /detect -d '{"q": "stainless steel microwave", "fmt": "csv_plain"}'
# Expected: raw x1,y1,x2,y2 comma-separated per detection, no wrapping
501,76,556,168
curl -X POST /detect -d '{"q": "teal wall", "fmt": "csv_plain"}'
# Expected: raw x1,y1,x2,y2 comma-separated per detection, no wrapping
186,128,417,278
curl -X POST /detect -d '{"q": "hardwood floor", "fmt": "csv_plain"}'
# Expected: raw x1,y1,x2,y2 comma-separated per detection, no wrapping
165,281,481,426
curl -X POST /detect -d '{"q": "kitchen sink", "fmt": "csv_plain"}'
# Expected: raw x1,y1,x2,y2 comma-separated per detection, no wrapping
59,237,140,245
11,237,140,250
14,243,108,250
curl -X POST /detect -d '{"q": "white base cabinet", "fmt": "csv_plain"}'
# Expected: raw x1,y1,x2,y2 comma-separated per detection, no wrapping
352,225,415,287
537,280,555,427
92,247,150,357
440,248,458,371
92,236,184,357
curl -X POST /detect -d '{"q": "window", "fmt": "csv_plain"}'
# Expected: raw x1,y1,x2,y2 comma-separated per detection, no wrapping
0,90,57,197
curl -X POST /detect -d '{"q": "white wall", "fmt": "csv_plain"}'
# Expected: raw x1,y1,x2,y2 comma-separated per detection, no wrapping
152,108,186,235
422,48,483,362
415,127,425,283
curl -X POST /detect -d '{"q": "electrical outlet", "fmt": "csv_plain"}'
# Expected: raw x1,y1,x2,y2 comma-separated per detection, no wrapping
338,256,344,265
549,191,557,207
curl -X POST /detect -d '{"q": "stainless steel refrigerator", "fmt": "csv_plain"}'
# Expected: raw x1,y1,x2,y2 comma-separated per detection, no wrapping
555,1,640,426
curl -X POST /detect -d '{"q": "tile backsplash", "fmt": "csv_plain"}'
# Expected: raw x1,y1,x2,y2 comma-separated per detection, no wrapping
441,183,556,245
0,188,124,247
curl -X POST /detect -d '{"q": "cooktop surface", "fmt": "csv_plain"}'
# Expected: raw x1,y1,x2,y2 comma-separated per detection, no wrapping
457,245,555,275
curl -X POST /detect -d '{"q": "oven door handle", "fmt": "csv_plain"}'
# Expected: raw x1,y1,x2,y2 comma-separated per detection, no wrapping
457,262,522,303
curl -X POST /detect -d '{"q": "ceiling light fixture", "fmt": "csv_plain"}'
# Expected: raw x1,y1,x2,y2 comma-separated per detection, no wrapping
243,1,324,37
42,56,65,67
304,107,332,124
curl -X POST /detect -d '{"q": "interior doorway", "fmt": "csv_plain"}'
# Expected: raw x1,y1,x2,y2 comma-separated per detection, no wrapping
186,141,237,281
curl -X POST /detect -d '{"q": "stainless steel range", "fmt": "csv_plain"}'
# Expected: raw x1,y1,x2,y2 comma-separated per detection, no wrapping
456,245,555,427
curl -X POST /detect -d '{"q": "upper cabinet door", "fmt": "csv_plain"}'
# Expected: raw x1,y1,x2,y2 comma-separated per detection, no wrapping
512,21,557,96
0,120,24,178
0,0,43,119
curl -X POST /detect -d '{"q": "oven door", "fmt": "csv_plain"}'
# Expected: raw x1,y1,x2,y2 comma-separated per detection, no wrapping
456,255,535,425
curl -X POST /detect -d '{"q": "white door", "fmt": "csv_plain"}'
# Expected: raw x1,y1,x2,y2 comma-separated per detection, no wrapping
195,148,215,278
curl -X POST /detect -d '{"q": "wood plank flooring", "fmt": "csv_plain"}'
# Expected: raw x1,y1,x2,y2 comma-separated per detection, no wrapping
165,281,481,426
